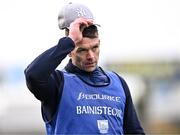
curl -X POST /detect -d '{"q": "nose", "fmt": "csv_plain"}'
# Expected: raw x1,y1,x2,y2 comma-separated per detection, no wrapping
87,50,94,60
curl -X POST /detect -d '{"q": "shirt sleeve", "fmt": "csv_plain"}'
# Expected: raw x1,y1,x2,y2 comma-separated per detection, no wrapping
118,75,145,134
24,37,75,120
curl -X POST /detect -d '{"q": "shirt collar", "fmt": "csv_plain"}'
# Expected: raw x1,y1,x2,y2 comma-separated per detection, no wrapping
64,59,110,86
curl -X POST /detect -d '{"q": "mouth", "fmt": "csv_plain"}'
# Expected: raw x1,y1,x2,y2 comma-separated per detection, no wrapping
85,62,96,67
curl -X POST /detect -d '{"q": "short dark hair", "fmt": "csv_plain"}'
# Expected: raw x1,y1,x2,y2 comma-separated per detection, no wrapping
82,25,98,38
65,25,98,38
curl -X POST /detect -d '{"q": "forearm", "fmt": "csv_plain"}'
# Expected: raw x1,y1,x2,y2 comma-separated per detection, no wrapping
24,37,75,100
25,37,74,80
123,94,145,134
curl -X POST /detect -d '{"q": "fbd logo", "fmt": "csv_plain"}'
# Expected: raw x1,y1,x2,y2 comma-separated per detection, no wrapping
97,120,109,134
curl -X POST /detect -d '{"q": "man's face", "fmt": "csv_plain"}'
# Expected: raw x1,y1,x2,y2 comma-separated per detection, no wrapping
70,37,100,72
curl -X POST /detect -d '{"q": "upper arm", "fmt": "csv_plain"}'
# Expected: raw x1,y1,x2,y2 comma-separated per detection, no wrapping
116,74,145,134
41,70,64,121
25,69,63,102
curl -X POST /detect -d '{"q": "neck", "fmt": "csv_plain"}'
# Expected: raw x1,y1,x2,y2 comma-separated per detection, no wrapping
64,59,110,86
65,59,96,75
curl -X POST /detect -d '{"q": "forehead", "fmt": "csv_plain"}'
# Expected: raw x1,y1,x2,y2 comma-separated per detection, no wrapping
76,37,100,48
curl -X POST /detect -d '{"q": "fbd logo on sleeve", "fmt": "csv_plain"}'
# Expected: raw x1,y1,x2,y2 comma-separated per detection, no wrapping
97,120,109,134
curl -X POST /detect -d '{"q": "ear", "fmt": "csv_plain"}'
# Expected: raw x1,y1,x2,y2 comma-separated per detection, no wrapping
68,48,75,57
68,52,72,57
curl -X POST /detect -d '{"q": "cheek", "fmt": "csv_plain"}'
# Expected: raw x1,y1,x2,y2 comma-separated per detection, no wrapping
95,50,100,58
76,55,82,63
75,54,86,66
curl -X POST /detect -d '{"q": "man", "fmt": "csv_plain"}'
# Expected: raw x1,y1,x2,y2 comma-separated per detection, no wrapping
24,2,145,135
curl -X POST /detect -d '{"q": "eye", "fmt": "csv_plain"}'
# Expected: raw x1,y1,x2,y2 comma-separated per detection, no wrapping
92,45,99,52
77,48,88,53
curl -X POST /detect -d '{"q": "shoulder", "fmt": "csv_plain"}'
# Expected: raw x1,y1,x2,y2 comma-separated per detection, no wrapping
104,69,126,84
61,70,77,77
105,70,131,97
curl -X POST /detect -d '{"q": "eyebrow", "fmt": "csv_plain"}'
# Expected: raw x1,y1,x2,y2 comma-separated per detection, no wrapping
77,43,99,51
77,48,88,52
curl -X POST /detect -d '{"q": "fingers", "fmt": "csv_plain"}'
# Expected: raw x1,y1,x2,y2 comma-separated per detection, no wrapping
68,18,94,44
71,18,94,29
80,18,94,27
